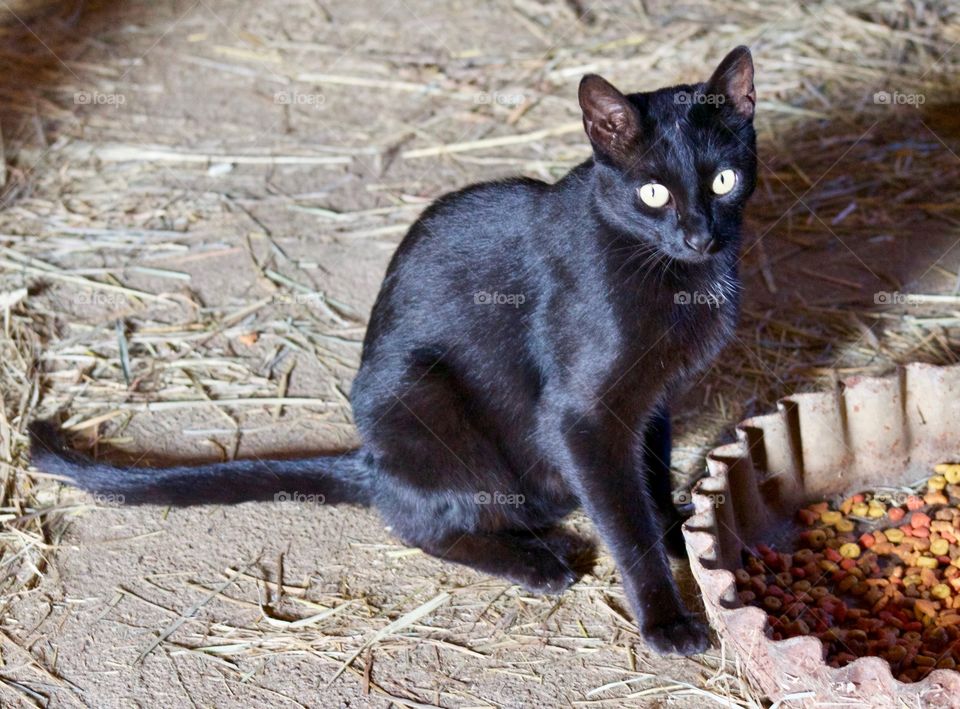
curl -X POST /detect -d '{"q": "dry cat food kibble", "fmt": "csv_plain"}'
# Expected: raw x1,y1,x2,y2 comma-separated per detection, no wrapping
733,463,960,683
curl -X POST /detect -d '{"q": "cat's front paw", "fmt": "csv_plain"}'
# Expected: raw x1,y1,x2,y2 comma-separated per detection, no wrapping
642,615,710,656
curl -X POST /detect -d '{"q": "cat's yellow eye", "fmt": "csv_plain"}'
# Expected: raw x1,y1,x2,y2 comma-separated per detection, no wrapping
712,169,737,196
638,183,670,208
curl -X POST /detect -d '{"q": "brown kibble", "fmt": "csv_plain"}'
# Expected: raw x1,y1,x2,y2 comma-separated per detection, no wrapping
819,559,840,573
763,595,782,611
733,466,960,679
884,644,907,663
838,575,858,593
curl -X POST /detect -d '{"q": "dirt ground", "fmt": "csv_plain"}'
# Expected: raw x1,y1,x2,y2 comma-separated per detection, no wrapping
2,1,960,707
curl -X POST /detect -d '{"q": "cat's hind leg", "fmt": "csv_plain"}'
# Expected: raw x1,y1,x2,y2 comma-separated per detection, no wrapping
419,526,593,594
357,349,594,592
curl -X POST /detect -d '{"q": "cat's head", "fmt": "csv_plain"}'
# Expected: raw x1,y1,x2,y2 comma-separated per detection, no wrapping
579,46,757,264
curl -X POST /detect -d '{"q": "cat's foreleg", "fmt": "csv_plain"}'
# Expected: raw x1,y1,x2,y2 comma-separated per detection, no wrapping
549,408,709,655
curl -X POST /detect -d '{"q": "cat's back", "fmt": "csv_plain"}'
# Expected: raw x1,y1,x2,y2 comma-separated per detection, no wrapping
381,176,554,304
413,176,550,252
359,176,555,358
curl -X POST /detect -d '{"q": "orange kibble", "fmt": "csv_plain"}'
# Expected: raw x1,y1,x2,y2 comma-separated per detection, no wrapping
860,533,876,548
797,508,819,526
911,513,932,529
907,496,925,511
888,507,906,522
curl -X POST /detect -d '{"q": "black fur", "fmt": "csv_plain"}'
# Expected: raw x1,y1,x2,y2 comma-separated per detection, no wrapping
30,47,757,656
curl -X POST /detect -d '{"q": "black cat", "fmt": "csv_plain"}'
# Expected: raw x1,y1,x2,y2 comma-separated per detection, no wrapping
31,46,757,655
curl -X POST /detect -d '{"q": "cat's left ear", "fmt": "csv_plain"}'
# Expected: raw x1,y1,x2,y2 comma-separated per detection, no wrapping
579,74,641,165
705,46,755,120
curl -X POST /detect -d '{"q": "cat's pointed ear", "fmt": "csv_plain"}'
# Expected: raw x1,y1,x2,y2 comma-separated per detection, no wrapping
706,46,755,119
578,74,641,165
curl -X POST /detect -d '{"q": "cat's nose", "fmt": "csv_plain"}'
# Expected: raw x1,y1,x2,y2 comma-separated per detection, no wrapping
683,233,714,254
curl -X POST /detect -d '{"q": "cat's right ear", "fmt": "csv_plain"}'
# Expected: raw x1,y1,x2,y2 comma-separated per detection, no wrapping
578,75,641,166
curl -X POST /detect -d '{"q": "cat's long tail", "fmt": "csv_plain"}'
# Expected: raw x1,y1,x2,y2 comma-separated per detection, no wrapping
28,420,372,507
